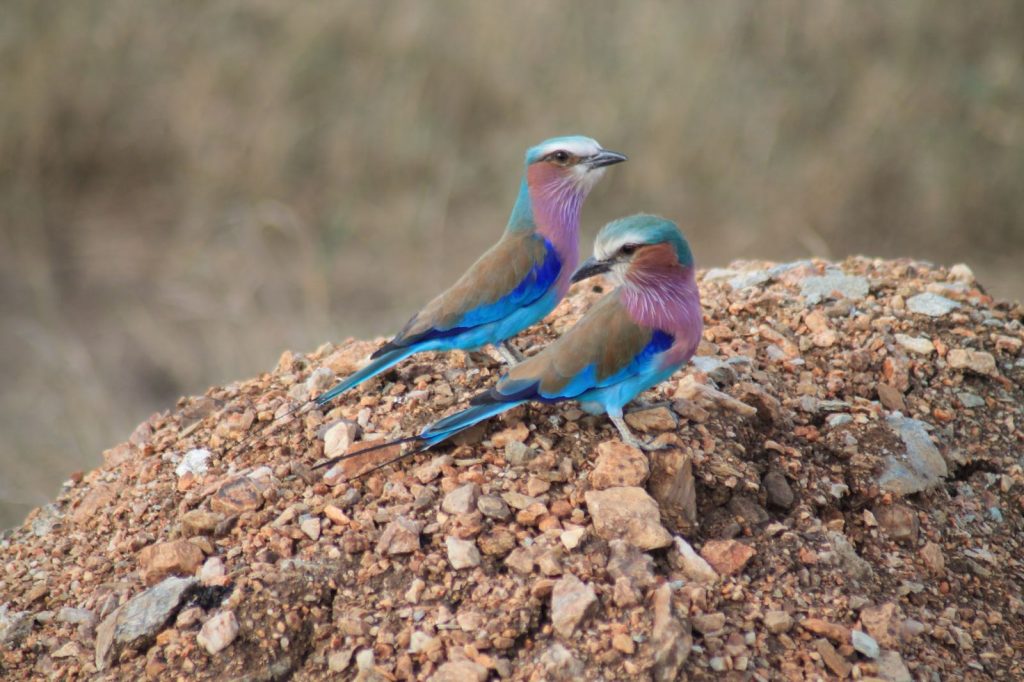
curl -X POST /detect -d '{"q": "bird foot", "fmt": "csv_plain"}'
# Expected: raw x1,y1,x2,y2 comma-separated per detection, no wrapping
495,341,525,366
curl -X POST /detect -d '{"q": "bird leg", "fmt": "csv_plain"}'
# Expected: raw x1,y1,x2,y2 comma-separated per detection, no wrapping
495,341,525,366
609,413,666,452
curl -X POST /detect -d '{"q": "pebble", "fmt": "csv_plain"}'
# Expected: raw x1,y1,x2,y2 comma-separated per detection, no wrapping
876,383,906,412
799,270,869,304
920,541,945,573
672,537,719,583
328,648,354,673
300,515,321,541
375,516,424,555
585,487,672,550
764,610,793,634
699,539,756,576
650,583,691,680
323,420,359,459
814,637,850,677
199,556,225,583
95,576,197,669
860,602,900,648
874,504,919,544
691,612,726,635
210,476,264,514
763,470,795,509
588,440,649,489
476,494,511,520
197,610,239,655
56,607,96,626
430,660,488,682
445,536,481,570
138,540,205,584
441,482,479,515
174,448,211,478
851,629,880,658
800,617,850,644
876,650,913,682
906,292,959,317
624,406,678,432
550,573,597,638
878,414,948,496
894,333,935,355
947,348,997,375
957,391,986,408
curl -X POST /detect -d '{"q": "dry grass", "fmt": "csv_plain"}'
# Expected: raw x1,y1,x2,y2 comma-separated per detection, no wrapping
2,1,1022,526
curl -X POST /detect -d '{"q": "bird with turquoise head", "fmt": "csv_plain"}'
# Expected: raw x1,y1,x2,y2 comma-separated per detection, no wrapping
313,135,627,408
317,214,703,474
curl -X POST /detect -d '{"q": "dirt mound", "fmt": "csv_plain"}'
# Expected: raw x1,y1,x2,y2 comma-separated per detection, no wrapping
2,257,1023,680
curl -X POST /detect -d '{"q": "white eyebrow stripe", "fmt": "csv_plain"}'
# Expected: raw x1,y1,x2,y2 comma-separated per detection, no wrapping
534,138,601,159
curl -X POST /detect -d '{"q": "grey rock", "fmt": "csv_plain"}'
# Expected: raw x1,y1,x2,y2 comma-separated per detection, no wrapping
197,609,239,654
0,604,33,647
828,531,873,581
906,292,959,317
95,576,198,669
56,607,96,626
538,642,583,681
550,573,597,638
826,413,853,428
430,660,488,682
852,629,880,658
800,270,869,304
476,494,511,521
763,470,795,510
957,392,986,408
445,536,481,570
876,650,912,682
441,483,479,515
878,415,948,496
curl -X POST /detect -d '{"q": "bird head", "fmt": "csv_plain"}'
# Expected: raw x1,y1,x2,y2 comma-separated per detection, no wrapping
572,214,694,286
524,136,627,196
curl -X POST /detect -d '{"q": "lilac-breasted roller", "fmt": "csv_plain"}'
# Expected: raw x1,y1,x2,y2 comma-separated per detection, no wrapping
312,136,627,408
317,214,703,473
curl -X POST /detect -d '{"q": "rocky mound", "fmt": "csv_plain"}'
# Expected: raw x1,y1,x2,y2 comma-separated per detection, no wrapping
2,258,1023,681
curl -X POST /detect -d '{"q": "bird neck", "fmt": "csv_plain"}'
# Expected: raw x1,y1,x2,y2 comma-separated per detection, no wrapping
506,167,585,270
620,264,703,365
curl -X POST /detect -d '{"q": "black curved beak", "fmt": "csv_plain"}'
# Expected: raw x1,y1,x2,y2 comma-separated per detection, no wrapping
585,149,628,168
571,256,612,283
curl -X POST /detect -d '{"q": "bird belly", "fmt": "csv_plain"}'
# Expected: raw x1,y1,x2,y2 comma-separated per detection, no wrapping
576,364,679,415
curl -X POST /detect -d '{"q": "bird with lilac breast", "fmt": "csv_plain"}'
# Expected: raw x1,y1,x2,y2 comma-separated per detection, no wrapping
316,214,703,474
312,136,627,408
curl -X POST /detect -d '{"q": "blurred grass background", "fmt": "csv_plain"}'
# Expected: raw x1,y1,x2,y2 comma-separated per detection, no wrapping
2,1,1022,527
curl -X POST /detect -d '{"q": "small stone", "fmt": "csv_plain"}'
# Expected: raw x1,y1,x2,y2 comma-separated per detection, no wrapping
376,516,424,555
585,487,671,550
947,348,997,375
624,406,678,432
764,610,793,634
199,557,225,583
300,516,321,541
51,641,83,659
879,415,948,496
538,643,583,680
138,540,205,584
175,448,211,478
175,606,202,628
860,602,900,648
851,629,880,659
324,420,359,459
431,660,488,682
920,541,945,573
589,440,649,489
57,607,96,626
323,504,350,526
501,491,540,510
814,638,851,677
876,650,912,682
210,476,263,515
692,612,726,635
948,263,975,282
763,470,794,509
671,537,719,583
957,392,986,408
408,630,441,654
95,576,197,670
894,334,935,355
504,547,534,574
73,484,116,524
442,482,479,515
800,618,851,644
180,509,226,537
876,383,906,412
476,494,511,520
612,632,635,654
550,573,597,638
699,539,755,576
491,422,529,447
560,526,585,551
328,648,354,673
906,292,959,317
800,270,869,304
445,536,481,570
197,610,239,655
874,504,918,544
650,583,691,681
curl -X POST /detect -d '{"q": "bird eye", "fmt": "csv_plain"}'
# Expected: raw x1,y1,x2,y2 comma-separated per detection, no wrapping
619,243,640,256
549,150,571,165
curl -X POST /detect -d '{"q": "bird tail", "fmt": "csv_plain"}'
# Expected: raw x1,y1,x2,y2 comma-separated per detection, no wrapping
418,399,523,448
314,347,415,408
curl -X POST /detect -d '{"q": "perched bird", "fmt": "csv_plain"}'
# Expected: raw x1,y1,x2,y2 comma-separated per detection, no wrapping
312,136,627,408
318,214,703,474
